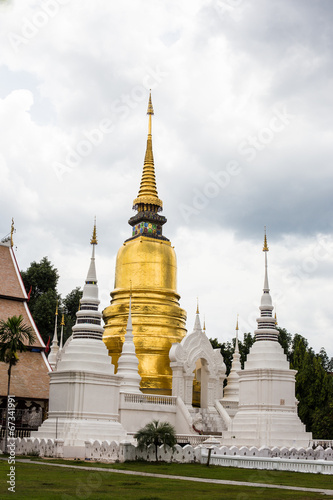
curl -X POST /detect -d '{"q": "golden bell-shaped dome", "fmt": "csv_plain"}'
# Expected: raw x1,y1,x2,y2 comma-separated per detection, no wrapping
103,94,187,394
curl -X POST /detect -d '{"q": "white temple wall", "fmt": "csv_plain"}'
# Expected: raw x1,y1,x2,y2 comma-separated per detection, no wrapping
48,370,120,419
119,407,177,433
118,394,194,434
13,437,333,474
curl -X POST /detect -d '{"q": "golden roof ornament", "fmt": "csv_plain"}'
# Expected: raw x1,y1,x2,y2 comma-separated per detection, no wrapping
60,314,65,326
236,314,239,331
196,297,199,315
55,300,58,316
132,92,163,211
10,218,14,247
90,217,98,245
263,226,269,252
147,91,154,117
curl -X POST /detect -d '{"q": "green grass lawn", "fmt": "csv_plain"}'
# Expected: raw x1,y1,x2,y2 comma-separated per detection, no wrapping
24,458,333,489
1,458,333,500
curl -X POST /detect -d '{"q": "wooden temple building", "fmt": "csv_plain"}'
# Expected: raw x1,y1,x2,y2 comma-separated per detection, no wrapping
0,226,50,437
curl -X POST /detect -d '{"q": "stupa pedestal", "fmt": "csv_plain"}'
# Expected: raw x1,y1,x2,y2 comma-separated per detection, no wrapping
223,340,311,447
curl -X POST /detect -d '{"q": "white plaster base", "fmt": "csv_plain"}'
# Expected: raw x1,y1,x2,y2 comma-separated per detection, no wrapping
32,338,128,449
223,341,312,448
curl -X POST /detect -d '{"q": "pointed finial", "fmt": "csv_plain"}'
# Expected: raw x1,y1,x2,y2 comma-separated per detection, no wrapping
90,217,98,245
10,218,14,247
196,297,199,315
132,92,163,212
60,314,65,326
203,316,206,333
147,90,154,116
234,314,239,352
275,311,278,326
55,300,58,316
263,226,269,252
130,279,132,297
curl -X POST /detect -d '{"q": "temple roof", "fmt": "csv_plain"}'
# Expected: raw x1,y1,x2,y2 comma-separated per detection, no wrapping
0,241,50,398
0,243,27,300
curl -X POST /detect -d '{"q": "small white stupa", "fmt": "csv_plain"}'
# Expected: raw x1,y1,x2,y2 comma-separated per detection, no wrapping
33,222,127,457
47,303,59,370
222,318,242,417
117,295,142,394
223,230,312,447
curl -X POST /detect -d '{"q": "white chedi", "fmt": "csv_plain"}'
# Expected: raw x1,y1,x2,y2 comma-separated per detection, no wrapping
32,224,128,456
223,233,312,448
223,320,241,402
117,296,142,394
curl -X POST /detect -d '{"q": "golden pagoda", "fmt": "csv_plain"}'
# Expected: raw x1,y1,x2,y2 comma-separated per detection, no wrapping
103,93,187,395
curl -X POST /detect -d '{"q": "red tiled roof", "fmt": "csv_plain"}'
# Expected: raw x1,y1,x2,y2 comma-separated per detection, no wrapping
0,242,50,399
0,244,27,299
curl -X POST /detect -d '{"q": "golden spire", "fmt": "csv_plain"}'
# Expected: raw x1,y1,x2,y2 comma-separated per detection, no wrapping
263,226,269,252
236,314,239,331
275,310,278,326
60,314,65,326
10,218,14,247
90,217,98,245
132,92,163,211
203,316,206,333
196,297,199,315
55,300,58,316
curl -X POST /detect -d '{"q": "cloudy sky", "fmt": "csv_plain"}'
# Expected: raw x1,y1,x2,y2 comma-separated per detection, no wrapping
1,0,333,357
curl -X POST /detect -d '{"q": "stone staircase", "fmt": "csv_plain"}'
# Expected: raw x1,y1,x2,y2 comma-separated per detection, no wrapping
189,407,227,435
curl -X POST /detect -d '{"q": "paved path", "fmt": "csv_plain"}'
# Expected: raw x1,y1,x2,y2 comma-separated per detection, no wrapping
11,458,333,496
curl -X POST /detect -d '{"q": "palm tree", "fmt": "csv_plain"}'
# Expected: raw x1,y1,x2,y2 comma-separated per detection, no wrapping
134,419,177,462
0,315,35,452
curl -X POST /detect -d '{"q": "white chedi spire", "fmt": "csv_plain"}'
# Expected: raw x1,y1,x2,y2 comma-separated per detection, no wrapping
223,318,242,401
193,300,203,333
72,222,104,341
48,302,59,370
255,229,278,341
117,295,142,394
59,314,65,350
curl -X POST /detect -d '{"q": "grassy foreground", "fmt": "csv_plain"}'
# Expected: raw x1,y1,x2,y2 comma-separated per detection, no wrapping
0,458,332,500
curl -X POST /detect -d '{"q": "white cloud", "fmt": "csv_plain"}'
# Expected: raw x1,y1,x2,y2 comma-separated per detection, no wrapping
1,0,333,357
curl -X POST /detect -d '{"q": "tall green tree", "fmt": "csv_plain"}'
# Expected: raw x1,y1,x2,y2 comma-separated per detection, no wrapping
21,257,59,305
0,315,35,452
21,257,60,344
210,333,255,375
290,334,333,437
134,420,177,462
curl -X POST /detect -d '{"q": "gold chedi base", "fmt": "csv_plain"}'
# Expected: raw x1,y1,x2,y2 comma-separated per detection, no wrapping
103,236,187,395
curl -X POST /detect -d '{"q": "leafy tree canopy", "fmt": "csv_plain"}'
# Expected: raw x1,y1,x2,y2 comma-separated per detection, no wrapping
21,257,59,306
21,257,81,345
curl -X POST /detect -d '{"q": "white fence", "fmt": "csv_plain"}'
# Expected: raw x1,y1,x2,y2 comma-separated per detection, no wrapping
201,451,333,475
11,437,333,475
122,393,177,406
